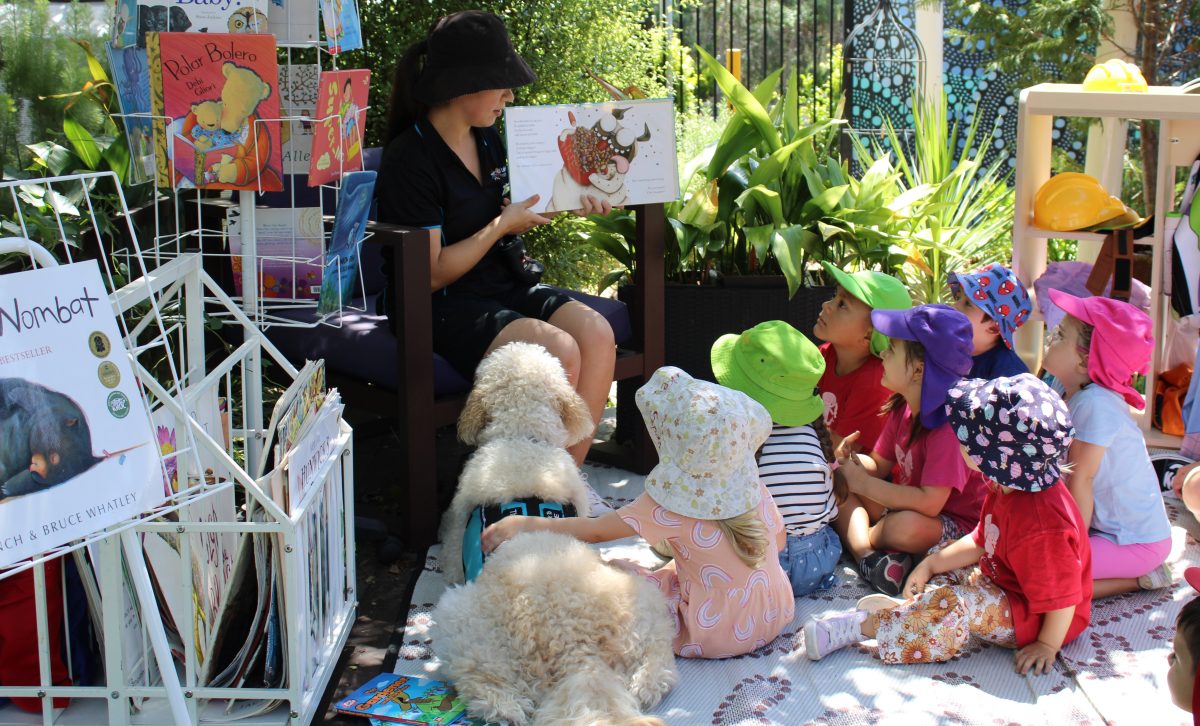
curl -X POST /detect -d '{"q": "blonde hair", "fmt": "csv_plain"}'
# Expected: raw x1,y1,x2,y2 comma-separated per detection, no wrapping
715,509,769,568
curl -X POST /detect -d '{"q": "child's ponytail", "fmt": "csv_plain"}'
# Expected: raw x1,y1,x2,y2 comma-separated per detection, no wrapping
811,418,848,502
716,510,769,569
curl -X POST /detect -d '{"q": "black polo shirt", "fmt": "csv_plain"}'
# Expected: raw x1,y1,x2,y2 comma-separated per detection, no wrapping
376,119,515,300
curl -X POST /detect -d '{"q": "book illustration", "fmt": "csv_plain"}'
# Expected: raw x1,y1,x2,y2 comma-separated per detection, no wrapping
308,69,370,187
336,674,468,724
319,0,363,54
114,0,269,48
268,0,320,45
147,32,283,192
111,0,139,49
106,42,155,185
280,64,319,174
317,170,376,315
505,98,679,213
0,262,163,569
226,207,324,300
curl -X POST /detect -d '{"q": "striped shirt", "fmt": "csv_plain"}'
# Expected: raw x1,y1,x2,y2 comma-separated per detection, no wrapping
757,424,836,537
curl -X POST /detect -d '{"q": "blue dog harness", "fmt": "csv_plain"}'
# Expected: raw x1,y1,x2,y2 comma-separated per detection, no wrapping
462,498,578,581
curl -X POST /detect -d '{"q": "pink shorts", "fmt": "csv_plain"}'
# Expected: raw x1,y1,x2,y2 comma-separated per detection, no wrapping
1089,535,1171,580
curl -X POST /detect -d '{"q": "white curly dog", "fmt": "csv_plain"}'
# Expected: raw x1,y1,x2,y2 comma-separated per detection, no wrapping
432,342,677,725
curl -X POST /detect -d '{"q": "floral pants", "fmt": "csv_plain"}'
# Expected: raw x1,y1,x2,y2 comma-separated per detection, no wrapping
874,566,1016,664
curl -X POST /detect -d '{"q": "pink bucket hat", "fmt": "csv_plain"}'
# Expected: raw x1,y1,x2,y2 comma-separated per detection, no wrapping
1046,289,1154,409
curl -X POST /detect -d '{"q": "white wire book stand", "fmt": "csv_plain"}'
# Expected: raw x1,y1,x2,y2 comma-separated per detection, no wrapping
0,171,356,725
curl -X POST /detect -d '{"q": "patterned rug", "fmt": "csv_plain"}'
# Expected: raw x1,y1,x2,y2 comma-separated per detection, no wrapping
393,463,1196,725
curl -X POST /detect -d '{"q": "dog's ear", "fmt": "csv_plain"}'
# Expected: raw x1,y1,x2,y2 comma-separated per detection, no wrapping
458,387,491,445
558,388,594,446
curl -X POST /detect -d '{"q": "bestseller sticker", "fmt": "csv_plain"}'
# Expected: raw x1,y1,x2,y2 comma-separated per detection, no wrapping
88,331,111,358
98,361,121,388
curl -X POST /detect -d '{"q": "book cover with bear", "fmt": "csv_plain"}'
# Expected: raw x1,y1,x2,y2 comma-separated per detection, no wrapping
147,32,283,192
308,68,370,187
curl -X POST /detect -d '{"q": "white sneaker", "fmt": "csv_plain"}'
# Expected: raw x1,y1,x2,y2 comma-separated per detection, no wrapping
856,593,905,613
804,610,867,661
1138,562,1174,590
580,472,614,516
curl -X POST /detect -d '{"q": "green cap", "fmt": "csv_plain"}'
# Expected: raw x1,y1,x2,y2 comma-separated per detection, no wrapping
710,320,825,427
820,261,913,356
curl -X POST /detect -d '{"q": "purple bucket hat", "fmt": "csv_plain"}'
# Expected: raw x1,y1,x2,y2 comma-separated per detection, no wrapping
870,304,973,430
944,374,1074,492
948,264,1032,350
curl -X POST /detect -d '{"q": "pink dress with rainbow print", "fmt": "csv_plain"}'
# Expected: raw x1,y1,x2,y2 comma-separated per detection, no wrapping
617,482,794,658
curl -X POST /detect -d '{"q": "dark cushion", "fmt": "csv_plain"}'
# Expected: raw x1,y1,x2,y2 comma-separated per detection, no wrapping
265,287,630,398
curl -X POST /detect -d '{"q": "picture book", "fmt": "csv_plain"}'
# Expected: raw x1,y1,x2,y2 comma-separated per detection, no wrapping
336,674,469,724
268,0,320,45
505,98,679,213
105,41,156,185
317,170,376,315
280,64,320,175
113,0,269,49
320,0,363,54
308,69,370,187
226,207,324,300
146,32,283,192
0,261,164,568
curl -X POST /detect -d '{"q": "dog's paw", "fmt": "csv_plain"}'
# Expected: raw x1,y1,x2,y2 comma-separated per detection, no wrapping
621,717,666,726
628,663,677,708
470,693,533,726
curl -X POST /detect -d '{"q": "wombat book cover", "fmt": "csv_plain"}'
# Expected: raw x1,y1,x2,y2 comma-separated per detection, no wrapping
147,31,283,192
505,98,680,213
0,261,164,568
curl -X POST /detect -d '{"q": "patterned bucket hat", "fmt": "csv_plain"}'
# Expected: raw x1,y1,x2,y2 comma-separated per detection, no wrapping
948,263,1033,350
944,373,1074,492
636,367,772,520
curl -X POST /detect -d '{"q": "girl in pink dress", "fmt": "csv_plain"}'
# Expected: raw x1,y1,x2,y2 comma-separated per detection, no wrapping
483,366,794,658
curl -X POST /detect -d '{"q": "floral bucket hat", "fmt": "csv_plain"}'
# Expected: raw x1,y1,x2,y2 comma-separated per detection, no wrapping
944,373,1074,492
636,366,772,520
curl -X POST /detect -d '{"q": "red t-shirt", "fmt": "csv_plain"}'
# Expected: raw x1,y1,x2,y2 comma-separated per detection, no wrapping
872,405,988,533
971,482,1093,648
818,343,889,451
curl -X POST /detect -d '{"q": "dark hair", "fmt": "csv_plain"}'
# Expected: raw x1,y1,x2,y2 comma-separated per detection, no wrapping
384,37,431,147
810,417,848,502
1177,596,1200,672
881,337,928,443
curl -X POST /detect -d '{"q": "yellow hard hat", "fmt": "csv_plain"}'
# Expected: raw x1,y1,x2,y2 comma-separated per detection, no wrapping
1083,59,1148,93
1033,173,1129,231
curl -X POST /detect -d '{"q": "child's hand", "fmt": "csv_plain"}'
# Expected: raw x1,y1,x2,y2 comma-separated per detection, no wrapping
1014,641,1059,676
840,453,869,493
1173,460,1200,499
834,430,861,460
481,515,533,554
904,560,933,598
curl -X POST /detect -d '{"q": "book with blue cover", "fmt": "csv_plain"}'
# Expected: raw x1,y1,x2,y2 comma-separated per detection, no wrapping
317,170,376,315
106,41,155,185
335,674,469,724
319,0,362,54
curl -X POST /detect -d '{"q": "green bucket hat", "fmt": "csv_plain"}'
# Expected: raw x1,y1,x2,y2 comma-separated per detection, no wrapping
820,261,913,356
710,320,825,427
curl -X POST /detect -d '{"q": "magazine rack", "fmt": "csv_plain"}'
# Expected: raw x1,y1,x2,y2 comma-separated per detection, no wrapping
0,171,355,725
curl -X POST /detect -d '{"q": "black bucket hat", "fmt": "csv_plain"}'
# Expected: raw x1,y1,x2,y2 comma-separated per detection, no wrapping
415,11,537,104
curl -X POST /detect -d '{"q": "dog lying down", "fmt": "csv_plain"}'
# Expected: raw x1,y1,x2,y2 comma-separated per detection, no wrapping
433,530,678,726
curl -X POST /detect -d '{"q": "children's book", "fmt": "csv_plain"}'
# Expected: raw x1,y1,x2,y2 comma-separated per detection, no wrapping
147,32,283,192
226,207,324,300
308,69,370,186
319,0,363,54
336,674,469,724
280,64,320,174
113,0,269,49
317,170,375,315
105,41,156,185
505,98,679,213
268,0,320,45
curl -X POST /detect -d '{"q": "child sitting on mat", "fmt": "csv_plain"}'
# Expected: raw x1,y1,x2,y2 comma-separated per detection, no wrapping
1168,568,1200,724
947,263,1032,379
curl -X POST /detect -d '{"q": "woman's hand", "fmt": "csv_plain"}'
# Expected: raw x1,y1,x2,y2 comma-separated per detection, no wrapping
481,515,537,554
904,559,934,598
499,195,551,235
575,194,613,217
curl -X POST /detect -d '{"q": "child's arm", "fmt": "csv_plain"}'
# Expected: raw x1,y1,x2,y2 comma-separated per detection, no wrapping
1063,440,1105,527
903,533,984,596
840,453,953,517
481,511,636,553
1177,460,1200,520
1014,606,1075,676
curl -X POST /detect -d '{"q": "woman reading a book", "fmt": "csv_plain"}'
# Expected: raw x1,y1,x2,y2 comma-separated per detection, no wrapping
377,10,616,473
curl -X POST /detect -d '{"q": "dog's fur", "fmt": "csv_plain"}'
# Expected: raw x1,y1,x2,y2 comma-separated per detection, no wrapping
439,342,595,585
433,531,678,726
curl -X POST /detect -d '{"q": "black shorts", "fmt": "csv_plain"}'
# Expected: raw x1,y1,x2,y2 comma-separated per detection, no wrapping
431,285,575,378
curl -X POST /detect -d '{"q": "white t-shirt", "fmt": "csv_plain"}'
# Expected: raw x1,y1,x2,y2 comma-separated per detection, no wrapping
757,424,836,537
1069,385,1171,545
